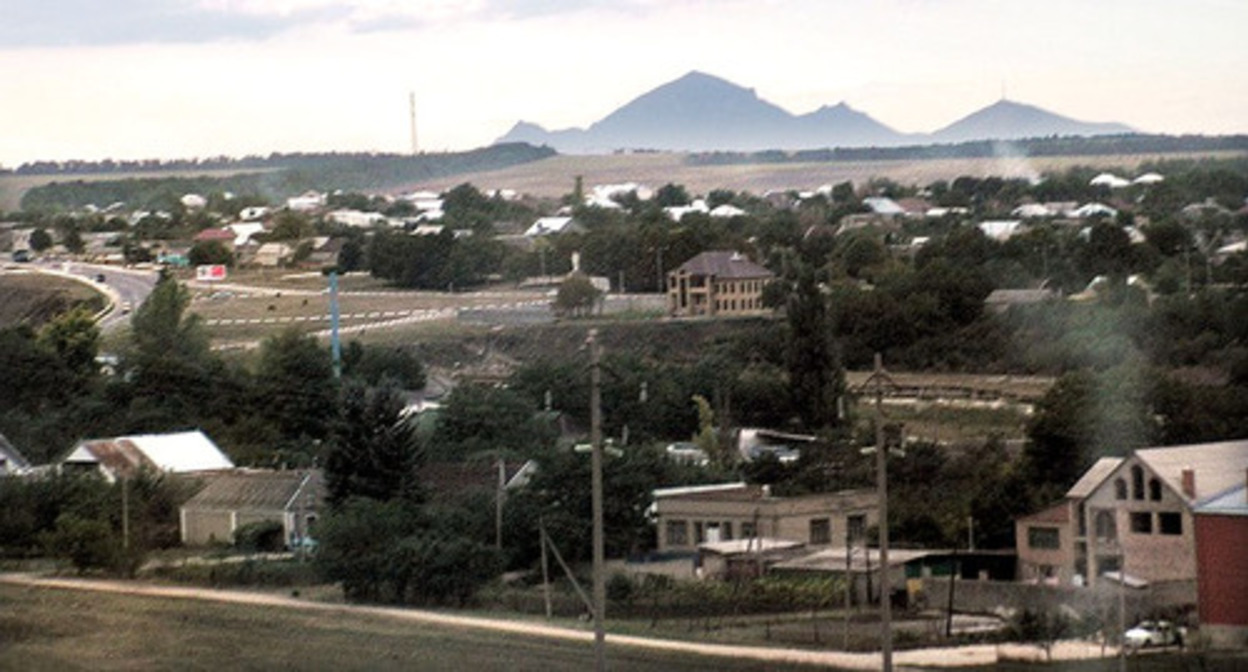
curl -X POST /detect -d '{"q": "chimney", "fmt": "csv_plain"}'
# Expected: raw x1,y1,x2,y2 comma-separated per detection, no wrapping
1181,468,1196,499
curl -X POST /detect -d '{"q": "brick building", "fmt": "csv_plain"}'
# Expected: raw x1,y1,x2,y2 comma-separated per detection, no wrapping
666,251,774,317
1193,477,1248,649
1015,440,1248,590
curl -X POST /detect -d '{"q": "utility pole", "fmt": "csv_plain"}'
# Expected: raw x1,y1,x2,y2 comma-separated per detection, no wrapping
329,271,341,378
857,353,896,672
588,329,606,672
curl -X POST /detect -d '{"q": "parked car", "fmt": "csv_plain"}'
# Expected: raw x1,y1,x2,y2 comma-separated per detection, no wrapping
1124,620,1182,648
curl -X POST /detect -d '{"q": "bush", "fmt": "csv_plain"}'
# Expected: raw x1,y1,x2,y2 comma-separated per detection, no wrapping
234,520,286,553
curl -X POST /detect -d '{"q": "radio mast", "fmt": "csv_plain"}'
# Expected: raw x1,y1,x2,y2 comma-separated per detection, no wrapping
409,91,418,155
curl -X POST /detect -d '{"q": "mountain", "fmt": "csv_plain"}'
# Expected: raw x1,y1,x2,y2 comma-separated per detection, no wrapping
931,99,1134,143
494,72,1134,153
495,71,907,152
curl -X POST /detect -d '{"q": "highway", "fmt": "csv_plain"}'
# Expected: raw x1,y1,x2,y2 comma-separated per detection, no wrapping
32,260,159,331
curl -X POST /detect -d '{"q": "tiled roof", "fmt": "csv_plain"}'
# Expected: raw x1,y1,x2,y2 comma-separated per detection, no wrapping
674,251,773,279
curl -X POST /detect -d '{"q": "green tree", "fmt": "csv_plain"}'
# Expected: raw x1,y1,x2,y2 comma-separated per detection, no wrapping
187,240,235,267
254,328,339,447
785,260,845,431
29,228,53,252
325,381,424,507
36,306,100,381
553,273,601,317
654,183,691,207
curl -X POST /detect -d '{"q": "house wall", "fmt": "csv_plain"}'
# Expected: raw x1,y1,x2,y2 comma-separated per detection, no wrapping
1082,457,1196,587
181,509,235,546
1014,513,1078,585
666,271,770,317
1195,514,1248,648
654,490,876,553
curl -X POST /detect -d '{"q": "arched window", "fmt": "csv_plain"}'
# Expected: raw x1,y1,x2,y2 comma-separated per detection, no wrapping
1131,465,1145,500
1115,478,1128,500
1095,510,1117,541
1149,478,1163,501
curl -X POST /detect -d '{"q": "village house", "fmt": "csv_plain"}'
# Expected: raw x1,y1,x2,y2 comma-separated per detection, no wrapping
1015,439,1248,593
666,250,774,318
180,469,323,548
651,482,877,554
60,429,235,482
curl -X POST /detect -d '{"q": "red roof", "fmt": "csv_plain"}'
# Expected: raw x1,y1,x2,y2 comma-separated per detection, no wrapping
193,228,235,242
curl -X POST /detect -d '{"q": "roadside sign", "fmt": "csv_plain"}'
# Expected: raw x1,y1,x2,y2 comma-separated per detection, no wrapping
196,264,228,281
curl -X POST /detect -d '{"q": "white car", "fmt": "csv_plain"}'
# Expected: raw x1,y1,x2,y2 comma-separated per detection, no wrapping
1124,620,1181,648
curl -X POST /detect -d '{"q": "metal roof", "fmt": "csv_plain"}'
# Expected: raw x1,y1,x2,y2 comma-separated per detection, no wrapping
1136,440,1248,504
1066,457,1123,499
65,430,234,479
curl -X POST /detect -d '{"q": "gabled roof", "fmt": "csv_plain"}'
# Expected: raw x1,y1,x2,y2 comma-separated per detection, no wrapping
1017,500,1071,525
64,430,234,480
182,469,321,512
673,251,773,279
1135,440,1248,504
524,216,576,237
1067,457,1123,498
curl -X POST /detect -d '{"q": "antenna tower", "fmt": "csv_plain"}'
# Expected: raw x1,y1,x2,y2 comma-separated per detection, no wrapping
409,91,418,155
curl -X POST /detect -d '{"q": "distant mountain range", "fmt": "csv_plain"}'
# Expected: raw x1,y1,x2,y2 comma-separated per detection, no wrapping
495,71,1134,153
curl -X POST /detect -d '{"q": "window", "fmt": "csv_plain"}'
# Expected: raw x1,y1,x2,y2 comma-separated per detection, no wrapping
721,521,733,541
1159,512,1182,535
1114,478,1127,500
1094,510,1117,541
1028,526,1061,550
1132,465,1145,500
809,518,831,545
1130,512,1153,534
848,514,866,543
665,520,688,547
694,521,705,544
741,522,756,539
1149,478,1162,501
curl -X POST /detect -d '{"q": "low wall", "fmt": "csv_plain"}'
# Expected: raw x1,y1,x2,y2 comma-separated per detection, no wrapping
911,577,1197,624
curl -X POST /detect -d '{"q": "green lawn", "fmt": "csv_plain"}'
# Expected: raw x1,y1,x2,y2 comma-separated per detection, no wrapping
0,583,826,671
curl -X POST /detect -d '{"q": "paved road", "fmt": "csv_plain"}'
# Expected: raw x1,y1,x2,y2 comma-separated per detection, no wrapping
32,260,158,331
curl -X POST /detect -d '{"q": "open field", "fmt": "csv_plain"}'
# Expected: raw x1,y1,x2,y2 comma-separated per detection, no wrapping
0,581,827,671
393,150,1248,199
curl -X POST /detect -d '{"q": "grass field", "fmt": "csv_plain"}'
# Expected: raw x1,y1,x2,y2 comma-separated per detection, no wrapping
0,582,826,671
0,270,105,328
391,150,1248,199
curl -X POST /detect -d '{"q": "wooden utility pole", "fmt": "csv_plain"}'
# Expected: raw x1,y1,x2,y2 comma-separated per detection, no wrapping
588,329,606,672
856,353,896,672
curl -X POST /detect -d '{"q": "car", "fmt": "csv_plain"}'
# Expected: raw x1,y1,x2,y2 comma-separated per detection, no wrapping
1124,620,1181,648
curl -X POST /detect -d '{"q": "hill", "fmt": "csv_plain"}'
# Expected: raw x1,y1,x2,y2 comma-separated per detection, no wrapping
932,99,1134,143
0,272,104,329
9,144,555,212
495,70,1132,152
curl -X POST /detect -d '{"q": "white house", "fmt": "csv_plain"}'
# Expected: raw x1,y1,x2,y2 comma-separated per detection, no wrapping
524,216,578,237
328,209,387,228
286,191,326,212
978,220,1026,242
61,430,234,482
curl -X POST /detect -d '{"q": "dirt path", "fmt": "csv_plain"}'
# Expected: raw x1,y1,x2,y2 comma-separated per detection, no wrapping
0,573,1116,670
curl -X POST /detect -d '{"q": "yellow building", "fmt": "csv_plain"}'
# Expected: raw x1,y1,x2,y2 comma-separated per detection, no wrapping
667,250,774,317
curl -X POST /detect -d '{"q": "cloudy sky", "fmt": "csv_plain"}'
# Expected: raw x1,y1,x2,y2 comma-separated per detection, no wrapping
1,0,1245,166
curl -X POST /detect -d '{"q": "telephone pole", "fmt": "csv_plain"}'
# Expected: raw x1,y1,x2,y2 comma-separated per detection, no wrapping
588,329,606,671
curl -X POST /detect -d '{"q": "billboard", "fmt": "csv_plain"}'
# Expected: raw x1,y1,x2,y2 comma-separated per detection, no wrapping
196,265,228,281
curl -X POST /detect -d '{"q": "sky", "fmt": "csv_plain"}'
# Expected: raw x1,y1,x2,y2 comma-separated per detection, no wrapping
1,0,1246,167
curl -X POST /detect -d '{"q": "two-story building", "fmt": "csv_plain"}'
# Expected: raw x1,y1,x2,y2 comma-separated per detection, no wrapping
667,251,774,318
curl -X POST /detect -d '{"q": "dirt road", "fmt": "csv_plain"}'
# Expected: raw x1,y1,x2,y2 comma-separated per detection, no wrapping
0,573,1116,669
